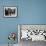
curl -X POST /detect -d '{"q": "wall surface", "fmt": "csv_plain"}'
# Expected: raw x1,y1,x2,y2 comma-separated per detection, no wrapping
0,0,18,44
0,0,46,45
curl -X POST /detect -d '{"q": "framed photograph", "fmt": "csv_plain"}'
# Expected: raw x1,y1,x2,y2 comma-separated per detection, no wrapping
4,6,17,17
18,24,46,42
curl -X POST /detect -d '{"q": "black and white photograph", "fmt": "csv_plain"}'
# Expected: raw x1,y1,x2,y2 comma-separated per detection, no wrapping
18,25,46,41
18,25,46,46
4,7,17,17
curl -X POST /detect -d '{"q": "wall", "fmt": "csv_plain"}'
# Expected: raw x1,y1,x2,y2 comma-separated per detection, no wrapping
0,0,46,44
0,0,18,44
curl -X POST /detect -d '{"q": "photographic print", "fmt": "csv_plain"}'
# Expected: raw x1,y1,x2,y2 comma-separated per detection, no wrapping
4,6,17,17
18,25,46,41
